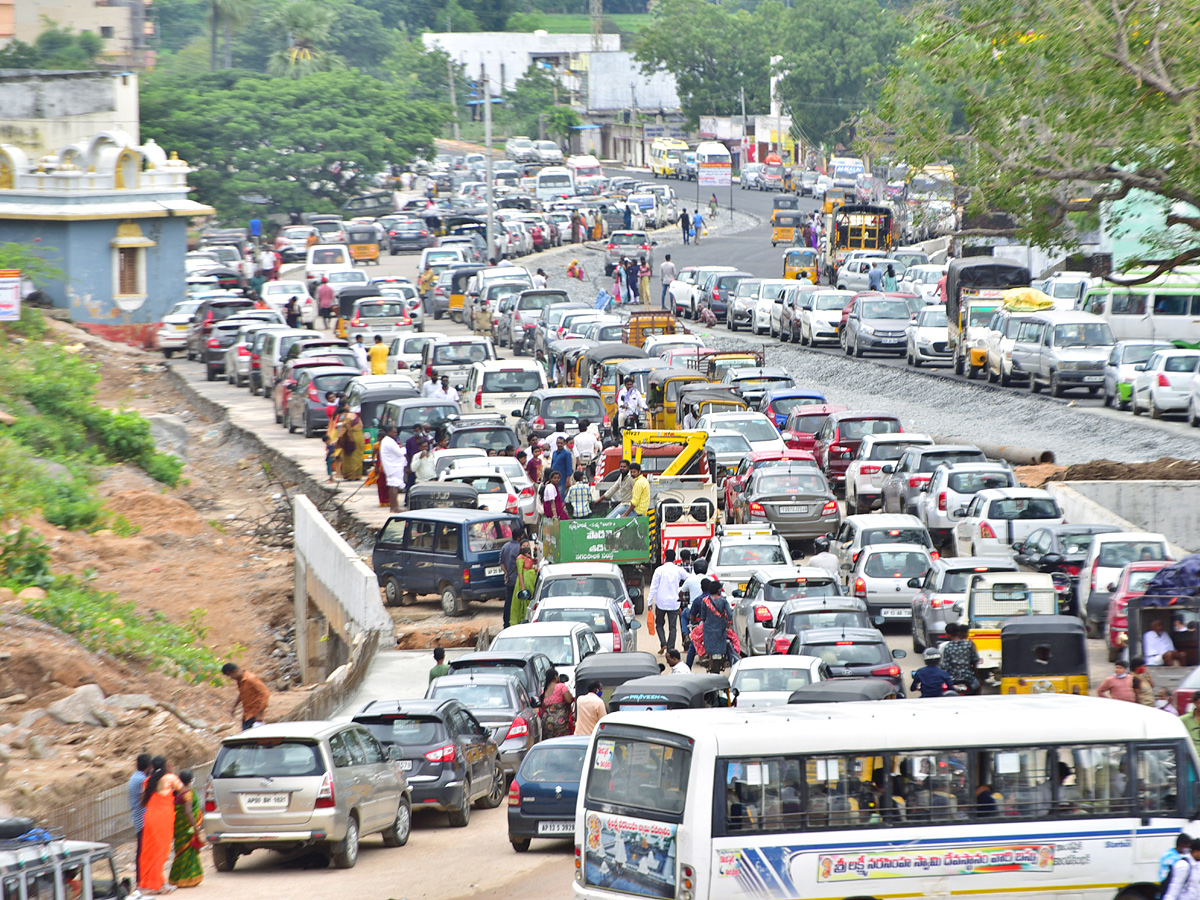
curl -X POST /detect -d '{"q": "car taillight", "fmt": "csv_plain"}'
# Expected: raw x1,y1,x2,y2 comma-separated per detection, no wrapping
307,385,319,401
237,346,250,356
754,606,772,623
388,230,398,237
908,476,929,488
930,550,940,560
207,338,220,348
980,522,996,539
351,317,363,326
602,415,610,428
533,417,545,429
1090,560,1099,590
204,311,213,325
612,619,622,652
774,636,792,654
606,243,616,250
520,486,535,499
640,243,650,250
871,665,901,678
425,743,456,763
852,551,861,565
713,289,722,300
508,780,521,807
748,501,765,516
854,577,866,598
251,353,260,369
203,782,217,814
420,230,428,236
860,464,880,474
506,717,530,741
937,492,947,511
930,597,946,608
475,390,483,407
506,493,519,514
463,567,470,585
821,500,838,516
1158,373,1171,387
315,772,335,808
513,311,522,324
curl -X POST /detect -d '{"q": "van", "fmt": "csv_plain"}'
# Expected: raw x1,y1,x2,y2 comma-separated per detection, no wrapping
649,137,690,179
1009,310,1115,396
1081,269,1200,346
421,336,497,388
463,360,547,414
379,397,459,443
535,166,574,202
342,191,397,218
305,243,353,287
566,155,604,194
420,245,467,270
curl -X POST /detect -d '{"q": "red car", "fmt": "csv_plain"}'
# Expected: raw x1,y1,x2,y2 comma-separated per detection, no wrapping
1106,560,1173,662
781,404,847,453
811,410,903,489
722,449,817,512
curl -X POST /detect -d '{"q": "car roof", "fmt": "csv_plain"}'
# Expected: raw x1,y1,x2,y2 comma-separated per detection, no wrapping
935,461,1011,472
862,433,932,445
845,513,924,528
826,410,901,423
788,404,848,417
747,449,815,462
536,596,621,609
1041,524,1122,535
777,596,866,614
221,720,345,742
934,556,1019,573
974,488,1055,500
430,672,520,688
1090,531,1168,544
385,508,515,524
858,542,933,556
798,627,886,643
531,388,604,399
733,654,823,671
749,565,838,581
541,562,623,576
355,698,450,717
497,621,589,638
909,444,983,455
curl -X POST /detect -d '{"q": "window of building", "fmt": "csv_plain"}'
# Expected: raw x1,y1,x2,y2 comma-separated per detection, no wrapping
100,26,114,38
118,247,139,294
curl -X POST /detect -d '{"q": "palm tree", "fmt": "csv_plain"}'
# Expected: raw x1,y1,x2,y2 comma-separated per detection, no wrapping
210,0,250,72
267,1,340,78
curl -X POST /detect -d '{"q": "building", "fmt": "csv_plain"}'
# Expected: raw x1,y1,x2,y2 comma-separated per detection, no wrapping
0,0,154,69
0,69,140,159
698,115,797,169
0,131,213,347
422,31,618,93
574,51,684,166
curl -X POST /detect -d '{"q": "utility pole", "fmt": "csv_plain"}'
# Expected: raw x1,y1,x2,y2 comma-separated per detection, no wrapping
590,0,603,51
447,57,460,141
484,75,494,263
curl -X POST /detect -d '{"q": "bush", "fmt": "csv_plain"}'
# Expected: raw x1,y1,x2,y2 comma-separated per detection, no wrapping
0,526,53,588
142,451,184,487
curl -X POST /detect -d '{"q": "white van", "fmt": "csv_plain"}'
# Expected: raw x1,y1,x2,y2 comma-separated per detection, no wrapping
420,245,467,269
305,244,352,287
1081,269,1200,345
694,141,732,186
462,360,547,414
566,155,604,194
535,166,574,202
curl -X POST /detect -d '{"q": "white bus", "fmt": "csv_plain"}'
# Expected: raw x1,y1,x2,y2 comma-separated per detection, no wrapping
829,156,865,189
1081,268,1200,346
574,695,1195,900
536,166,575,202
568,155,605,194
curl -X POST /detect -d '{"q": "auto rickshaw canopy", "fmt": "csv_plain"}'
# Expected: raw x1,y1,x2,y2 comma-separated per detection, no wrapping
608,674,732,711
999,616,1088,679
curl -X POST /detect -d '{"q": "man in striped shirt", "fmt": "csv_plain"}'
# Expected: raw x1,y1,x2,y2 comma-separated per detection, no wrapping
565,469,592,518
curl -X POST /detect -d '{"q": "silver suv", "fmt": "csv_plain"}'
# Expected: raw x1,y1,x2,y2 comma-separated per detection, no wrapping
1009,310,1115,397
205,721,412,871
604,230,654,275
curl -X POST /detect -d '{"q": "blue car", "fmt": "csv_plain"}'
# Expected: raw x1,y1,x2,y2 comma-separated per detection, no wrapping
372,508,521,616
507,735,590,852
759,388,829,429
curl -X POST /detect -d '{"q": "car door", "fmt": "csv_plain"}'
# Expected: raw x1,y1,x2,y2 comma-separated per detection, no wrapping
881,450,911,513
432,524,463,592
448,707,487,794
328,729,371,826
1010,321,1042,379
1013,528,1049,570
352,727,399,829
955,496,983,553
403,520,440,593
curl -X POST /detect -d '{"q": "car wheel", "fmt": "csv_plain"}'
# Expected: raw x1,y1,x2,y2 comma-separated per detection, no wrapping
440,583,466,617
953,354,965,376
1132,393,1143,415
1103,388,1112,407
476,762,506,809
511,839,531,853
303,410,315,438
330,815,360,868
1050,372,1065,397
1190,400,1200,428
852,335,863,358
383,576,407,607
382,797,412,847
987,364,999,383
1117,392,1130,411
162,349,175,359
912,622,926,653
800,326,810,347
967,364,980,380
447,778,472,827
780,323,790,343
729,317,737,332
206,366,216,382
286,407,297,433
1030,375,1042,394
1000,366,1011,387
433,308,442,320
186,348,196,362
211,844,237,872
1150,395,1164,419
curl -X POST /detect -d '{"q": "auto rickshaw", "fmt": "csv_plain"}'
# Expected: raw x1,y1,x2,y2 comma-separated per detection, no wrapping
772,211,805,247
822,188,847,215
612,357,669,428
580,343,648,416
547,337,595,387
560,340,599,388
771,194,801,220
608,674,733,712
676,385,748,428
347,226,380,265
406,482,479,511
964,572,1058,679
786,677,898,704
783,247,820,283
999,616,1089,695
447,265,484,325
622,310,677,348
647,367,708,429
573,652,661,707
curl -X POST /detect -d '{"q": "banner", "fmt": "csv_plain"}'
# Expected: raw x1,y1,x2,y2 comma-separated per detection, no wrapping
584,811,677,899
816,844,1055,882
699,161,731,188
0,270,21,322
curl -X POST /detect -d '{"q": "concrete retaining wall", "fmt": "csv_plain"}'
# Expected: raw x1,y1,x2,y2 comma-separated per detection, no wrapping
1045,482,1192,558
293,496,392,684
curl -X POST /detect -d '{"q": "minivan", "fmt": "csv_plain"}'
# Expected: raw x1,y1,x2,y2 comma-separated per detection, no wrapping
1009,310,1115,397
463,360,547,415
372,509,521,615
379,397,460,443
305,243,353,287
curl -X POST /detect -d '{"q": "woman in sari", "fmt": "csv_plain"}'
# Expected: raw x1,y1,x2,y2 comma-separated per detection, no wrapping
338,407,365,480
540,667,575,738
168,770,203,888
139,756,183,895
326,402,346,479
508,541,537,626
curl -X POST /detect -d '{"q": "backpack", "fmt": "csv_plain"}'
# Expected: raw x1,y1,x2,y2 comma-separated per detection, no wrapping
1161,855,1193,898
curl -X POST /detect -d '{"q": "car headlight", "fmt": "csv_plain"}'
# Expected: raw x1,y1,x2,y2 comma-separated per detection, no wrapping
1059,360,1078,371
860,325,875,336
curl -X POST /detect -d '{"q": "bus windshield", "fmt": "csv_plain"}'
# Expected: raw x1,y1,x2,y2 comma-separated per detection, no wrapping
586,733,690,819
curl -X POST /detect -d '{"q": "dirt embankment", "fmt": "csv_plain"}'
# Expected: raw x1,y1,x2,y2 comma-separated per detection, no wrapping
1018,457,1200,488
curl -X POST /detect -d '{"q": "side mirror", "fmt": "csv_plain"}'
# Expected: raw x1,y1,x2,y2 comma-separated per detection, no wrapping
813,535,830,552
1133,363,1146,371
511,410,521,417
907,577,921,588
918,483,929,492
881,464,894,474
1041,552,1064,566
387,745,404,761
517,589,532,601
630,618,642,630
952,508,968,518
1108,582,1118,592
1011,541,1024,553
891,648,908,659
732,589,744,598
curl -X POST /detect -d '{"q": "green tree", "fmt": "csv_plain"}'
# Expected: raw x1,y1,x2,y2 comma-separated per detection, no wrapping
211,0,254,70
545,105,581,142
140,70,447,220
0,243,63,287
326,1,393,72
459,0,515,30
869,0,1200,277
266,0,341,77
0,21,102,69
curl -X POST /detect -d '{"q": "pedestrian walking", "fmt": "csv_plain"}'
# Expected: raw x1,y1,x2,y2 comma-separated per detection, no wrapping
129,753,152,886
691,210,705,244
648,549,686,652
680,209,691,245
285,296,300,329
168,770,204,888
659,255,677,309
542,470,567,519
223,662,269,729
574,681,605,736
317,277,335,329
1161,841,1200,900
638,260,651,305
509,541,537,626
500,525,525,627
1096,661,1137,702
351,334,369,373
883,264,898,292
428,646,450,683
565,469,592,518
540,668,575,738
138,756,183,895
709,194,718,218
625,258,640,304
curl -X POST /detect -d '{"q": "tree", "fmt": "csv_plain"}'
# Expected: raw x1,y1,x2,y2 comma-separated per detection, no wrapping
211,0,253,70
326,1,393,72
0,21,103,69
0,243,63,287
140,70,448,220
545,105,581,142
266,0,341,78
869,0,1200,279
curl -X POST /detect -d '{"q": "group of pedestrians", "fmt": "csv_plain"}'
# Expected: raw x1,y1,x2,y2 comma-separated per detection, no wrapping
643,551,739,669
611,256,652,305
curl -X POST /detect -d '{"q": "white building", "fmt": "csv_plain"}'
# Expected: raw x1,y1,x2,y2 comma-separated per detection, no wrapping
0,70,141,160
421,31,619,93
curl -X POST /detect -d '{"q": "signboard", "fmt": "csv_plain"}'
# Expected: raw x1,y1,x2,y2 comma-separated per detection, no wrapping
642,125,688,141
815,844,1055,882
542,516,651,565
0,270,21,322
584,810,677,899
699,161,732,188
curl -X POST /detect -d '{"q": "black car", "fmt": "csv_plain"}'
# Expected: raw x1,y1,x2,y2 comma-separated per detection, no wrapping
426,672,542,775
352,698,505,827
706,271,752,322
285,365,362,437
788,626,908,696
1012,524,1122,613
512,388,607,445
385,217,435,253
203,312,283,381
186,297,256,362
440,414,520,454
508,736,589,852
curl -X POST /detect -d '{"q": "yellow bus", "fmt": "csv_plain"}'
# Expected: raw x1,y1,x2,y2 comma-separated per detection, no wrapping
650,138,691,179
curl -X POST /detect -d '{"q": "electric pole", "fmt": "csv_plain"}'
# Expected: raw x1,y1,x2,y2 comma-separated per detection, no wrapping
484,75,494,263
590,0,603,51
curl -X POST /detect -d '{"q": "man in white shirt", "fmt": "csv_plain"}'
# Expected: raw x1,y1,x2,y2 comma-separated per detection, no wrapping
351,335,369,373
807,548,840,581
532,268,547,289
647,549,686,654
377,425,406,511
658,255,678,310
432,375,459,403
617,376,647,435
665,648,690,674
1144,618,1186,666
259,247,276,280
572,419,601,477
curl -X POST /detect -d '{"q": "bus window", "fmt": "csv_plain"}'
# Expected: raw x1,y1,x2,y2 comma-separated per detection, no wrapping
587,735,690,819
1136,746,1178,816
891,750,969,823
977,747,1053,818
3,876,20,900
1057,745,1131,815
804,756,880,828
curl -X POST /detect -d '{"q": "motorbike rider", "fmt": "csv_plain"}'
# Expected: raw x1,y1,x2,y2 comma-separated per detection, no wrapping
617,376,647,437
910,647,955,698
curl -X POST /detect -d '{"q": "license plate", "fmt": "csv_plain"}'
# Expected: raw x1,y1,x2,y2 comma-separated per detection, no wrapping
485,566,503,577
1083,375,1103,383
537,821,574,835
241,792,289,811
880,608,912,617
781,505,809,514
881,339,900,344
397,760,413,771
173,324,188,332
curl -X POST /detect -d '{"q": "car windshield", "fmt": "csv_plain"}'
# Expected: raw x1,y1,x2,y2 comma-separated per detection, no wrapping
753,473,826,495
911,269,942,284
400,405,454,428
731,666,816,692
426,251,460,263
941,569,1011,593
1054,323,1113,347
428,683,515,709
453,428,516,452
839,419,900,441
312,373,355,393
814,294,849,311
521,745,587,782
866,443,911,461
947,471,1013,493
483,370,542,392
707,434,753,454
540,576,622,600
762,580,839,603
968,306,999,327
806,641,887,666
213,741,324,778
356,716,444,746
1122,344,1162,364
403,337,433,355
433,343,490,365
327,271,365,284
782,609,869,632
716,543,788,566
518,293,563,310
863,551,930,579
489,635,574,667
358,302,405,318
788,414,829,434
862,528,931,548
918,451,984,472
918,308,948,327
543,396,604,418
537,607,612,634
986,498,1061,520
1097,541,1167,567
719,418,779,443
450,475,507,494
862,300,911,320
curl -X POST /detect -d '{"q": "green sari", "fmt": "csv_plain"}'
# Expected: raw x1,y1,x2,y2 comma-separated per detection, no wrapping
509,555,537,626
168,789,203,887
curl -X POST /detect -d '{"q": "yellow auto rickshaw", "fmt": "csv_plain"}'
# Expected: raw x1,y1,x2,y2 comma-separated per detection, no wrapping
560,340,599,388
647,367,709,429
783,247,820,283
998,616,1089,695
822,188,847,215
771,194,800,220
346,226,380,265
772,211,804,247
448,265,484,325
622,311,678,349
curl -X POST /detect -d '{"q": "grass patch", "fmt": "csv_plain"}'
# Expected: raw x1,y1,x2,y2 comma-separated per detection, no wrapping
524,12,651,32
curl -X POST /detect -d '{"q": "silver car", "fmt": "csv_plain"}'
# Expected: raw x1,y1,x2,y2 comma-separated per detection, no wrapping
847,542,934,624
732,565,844,655
906,304,951,367
529,596,642,653
205,721,412,871
223,322,280,387
604,230,654,275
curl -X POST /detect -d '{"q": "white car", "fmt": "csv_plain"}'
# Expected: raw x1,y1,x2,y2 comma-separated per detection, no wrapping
1080,531,1173,634
530,563,639,622
387,331,445,374
837,258,907,293
488,622,599,692
897,264,945,302
1131,349,1200,417
432,448,488,478
800,290,855,346
261,280,316,325
982,307,1035,384
1106,340,1172,410
847,542,934,623
462,360,546,416
155,298,203,357
646,184,679,223
528,596,640,653
439,467,524,516
534,141,564,164
695,412,784,453
730,565,842,656
679,266,738,319
304,243,353,287
916,462,1015,548
844,433,934,517
707,527,794,596
729,655,827,707
906,304,951,367
325,268,370,298
952,488,1064,557
754,279,791,336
